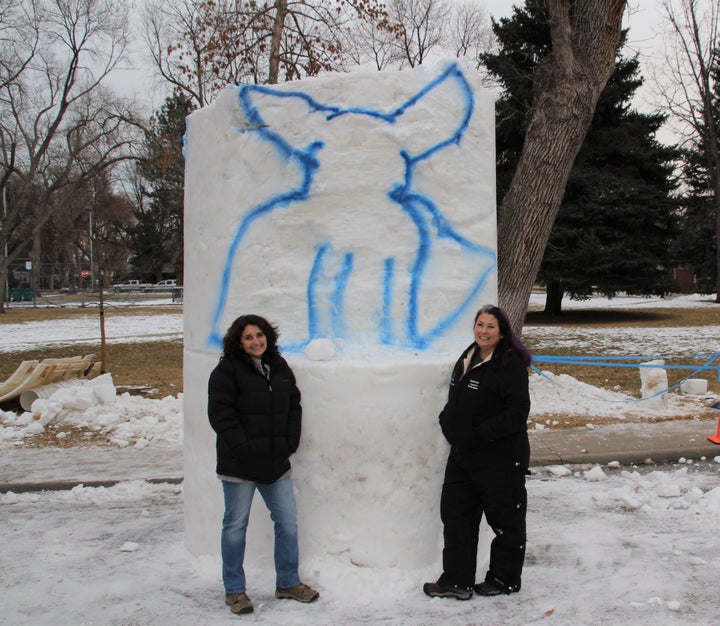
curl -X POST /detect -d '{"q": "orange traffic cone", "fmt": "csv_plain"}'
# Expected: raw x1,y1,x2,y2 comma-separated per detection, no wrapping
708,399,720,444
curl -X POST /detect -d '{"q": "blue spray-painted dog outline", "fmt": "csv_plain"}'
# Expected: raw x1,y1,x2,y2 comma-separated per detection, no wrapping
207,63,496,350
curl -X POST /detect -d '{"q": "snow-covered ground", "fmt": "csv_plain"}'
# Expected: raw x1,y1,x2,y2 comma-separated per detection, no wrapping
2,460,720,624
0,301,183,351
1,293,720,624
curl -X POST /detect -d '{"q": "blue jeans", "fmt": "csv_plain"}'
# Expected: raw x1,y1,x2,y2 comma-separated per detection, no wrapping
221,475,301,593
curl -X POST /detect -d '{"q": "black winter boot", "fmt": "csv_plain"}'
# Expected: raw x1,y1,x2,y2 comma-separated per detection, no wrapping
474,576,519,596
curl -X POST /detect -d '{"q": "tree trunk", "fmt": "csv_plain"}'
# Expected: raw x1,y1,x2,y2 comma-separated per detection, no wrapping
0,267,7,313
497,0,626,333
711,101,720,302
716,194,720,303
99,272,107,373
268,0,288,85
544,280,564,315
31,226,42,305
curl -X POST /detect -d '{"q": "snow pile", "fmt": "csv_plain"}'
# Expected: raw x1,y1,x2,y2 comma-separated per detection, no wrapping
529,370,711,421
530,370,632,414
1,478,181,506
593,466,720,513
0,390,183,448
84,393,183,448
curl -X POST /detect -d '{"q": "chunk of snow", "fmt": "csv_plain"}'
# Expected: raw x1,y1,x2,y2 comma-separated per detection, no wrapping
584,466,607,481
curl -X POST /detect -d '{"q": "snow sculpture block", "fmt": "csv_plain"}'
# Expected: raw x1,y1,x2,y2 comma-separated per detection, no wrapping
640,359,668,409
183,61,497,571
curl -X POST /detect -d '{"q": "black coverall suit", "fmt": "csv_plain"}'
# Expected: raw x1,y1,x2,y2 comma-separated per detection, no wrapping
437,343,531,592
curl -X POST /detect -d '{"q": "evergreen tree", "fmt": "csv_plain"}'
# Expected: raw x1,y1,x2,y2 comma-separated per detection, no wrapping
129,94,194,282
483,3,679,314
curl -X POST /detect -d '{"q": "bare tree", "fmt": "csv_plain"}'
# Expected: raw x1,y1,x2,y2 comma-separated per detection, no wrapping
0,0,143,312
497,0,628,332
656,0,719,301
341,8,404,70
143,0,232,107
0,0,40,91
342,0,493,73
391,0,448,68
143,0,392,106
447,0,495,67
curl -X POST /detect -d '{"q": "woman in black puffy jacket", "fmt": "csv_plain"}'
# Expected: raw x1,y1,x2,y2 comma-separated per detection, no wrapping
424,305,532,601
208,314,318,615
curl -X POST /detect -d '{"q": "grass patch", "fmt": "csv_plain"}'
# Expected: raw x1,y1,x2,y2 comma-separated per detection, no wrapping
19,425,112,448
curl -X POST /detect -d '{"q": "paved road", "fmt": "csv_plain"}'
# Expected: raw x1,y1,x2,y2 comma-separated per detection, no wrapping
530,418,720,466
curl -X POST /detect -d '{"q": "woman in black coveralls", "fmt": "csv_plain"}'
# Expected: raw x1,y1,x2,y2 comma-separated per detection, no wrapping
424,304,532,600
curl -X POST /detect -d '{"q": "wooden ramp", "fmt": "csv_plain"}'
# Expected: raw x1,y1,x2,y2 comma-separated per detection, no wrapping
0,355,100,404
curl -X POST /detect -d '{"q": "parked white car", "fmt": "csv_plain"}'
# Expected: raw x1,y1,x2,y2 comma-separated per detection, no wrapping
149,279,179,293
112,279,153,293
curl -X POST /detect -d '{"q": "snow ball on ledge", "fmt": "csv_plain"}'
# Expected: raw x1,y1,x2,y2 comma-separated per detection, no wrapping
304,338,336,361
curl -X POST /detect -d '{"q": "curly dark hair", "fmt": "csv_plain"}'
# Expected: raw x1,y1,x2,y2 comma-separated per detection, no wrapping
222,314,280,360
474,304,532,367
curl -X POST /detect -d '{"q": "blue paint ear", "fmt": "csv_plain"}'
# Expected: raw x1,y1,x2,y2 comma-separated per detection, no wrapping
239,86,325,142
391,65,475,158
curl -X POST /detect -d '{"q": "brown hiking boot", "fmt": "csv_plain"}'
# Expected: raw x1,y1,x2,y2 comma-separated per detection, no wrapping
225,591,253,614
275,582,319,603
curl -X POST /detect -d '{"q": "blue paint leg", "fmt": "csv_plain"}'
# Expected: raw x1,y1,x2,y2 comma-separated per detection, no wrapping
307,243,331,340
330,252,354,339
380,258,395,345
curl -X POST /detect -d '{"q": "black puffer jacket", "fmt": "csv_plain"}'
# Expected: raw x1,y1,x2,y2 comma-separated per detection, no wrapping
439,343,531,471
208,352,302,483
